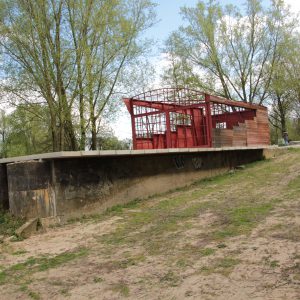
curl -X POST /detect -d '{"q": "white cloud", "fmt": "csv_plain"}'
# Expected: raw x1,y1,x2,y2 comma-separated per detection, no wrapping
285,0,300,13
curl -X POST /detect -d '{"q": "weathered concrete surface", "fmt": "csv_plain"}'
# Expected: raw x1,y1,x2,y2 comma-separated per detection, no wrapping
7,161,56,218
0,146,272,164
0,164,9,210
56,150,261,218
262,147,290,159
4,146,292,220
5,149,264,220
15,218,39,238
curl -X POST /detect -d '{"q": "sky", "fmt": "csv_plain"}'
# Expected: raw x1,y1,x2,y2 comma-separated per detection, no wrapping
112,0,300,140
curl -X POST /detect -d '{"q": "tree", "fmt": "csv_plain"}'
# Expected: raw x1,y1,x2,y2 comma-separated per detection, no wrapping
96,129,131,150
266,27,300,141
283,38,300,139
65,0,156,150
268,56,295,138
0,110,8,158
268,73,293,140
163,0,297,104
0,0,156,151
161,36,201,90
0,105,52,158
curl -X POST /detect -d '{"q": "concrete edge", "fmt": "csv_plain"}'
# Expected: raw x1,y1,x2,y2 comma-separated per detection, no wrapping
0,145,281,164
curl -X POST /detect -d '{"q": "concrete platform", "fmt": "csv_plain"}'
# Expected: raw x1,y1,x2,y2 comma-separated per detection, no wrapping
0,145,290,221
0,145,278,164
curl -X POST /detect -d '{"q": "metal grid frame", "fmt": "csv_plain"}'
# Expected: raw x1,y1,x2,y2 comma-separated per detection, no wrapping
124,88,266,150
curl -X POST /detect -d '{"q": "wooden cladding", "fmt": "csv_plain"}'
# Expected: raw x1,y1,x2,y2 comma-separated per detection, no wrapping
213,108,270,147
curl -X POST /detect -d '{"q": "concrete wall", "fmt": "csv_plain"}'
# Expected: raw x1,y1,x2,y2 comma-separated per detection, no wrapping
0,164,9,210
4,149,264,220
6,161,56,218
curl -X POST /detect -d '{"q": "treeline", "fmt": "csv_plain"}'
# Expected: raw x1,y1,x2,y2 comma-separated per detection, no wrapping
0,105,131,157
161,0,300,143
1,0,300,158
0,0,155,157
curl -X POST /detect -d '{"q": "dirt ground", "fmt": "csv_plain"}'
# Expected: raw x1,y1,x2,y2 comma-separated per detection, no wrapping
0,149,300,300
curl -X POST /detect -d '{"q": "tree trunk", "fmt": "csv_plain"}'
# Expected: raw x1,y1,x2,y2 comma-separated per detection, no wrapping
50,111,59,152
79,94,86,150
280,116,286,136
91,115,97,150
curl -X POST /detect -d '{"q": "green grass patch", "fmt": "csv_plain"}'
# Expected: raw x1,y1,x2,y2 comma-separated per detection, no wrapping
100,155,291,256
100,199,213,255
176,258,192,268
93,277,104,283
28,290,41,300
271,223,300,242
287,175,300,193
160,270,181,287
18,283,41,300
12,250,28,256
0,211,25,237
199,248,215,256
213,201,278,240
110,282,130,297
270,260,280,268
0,247,88,285
201,257,240,276
114,255,146,269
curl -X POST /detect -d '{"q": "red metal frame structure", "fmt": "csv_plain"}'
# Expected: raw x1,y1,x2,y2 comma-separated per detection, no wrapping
124,88,270,150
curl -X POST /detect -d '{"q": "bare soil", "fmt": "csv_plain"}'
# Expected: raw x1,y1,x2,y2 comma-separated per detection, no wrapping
0,149,300,300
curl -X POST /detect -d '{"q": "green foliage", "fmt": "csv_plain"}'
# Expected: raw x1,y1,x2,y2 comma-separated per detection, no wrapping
163,0,298,105
0,105,52,158
0,0,156,152
96,130,131,150
0,211,24,237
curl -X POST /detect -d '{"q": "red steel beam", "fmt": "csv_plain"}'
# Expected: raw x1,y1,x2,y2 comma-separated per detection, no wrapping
209,94,267,110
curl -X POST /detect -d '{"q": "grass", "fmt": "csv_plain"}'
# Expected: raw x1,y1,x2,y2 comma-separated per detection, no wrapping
200,257,240,276
286,175,300,198
19,283,41,300
93,277,104,283
12,250,28,256
270,260,280,268
1,148,300,298
200,248,216,256
100,254,146,271
110,282,130,297
176,258,192,268
92,149,300,283
60,288,71,297
0,247,88,285
212,201,278,240
160,270,182,287
66,198,144,225
270,223,300,242
0,211,24,237
99,157,286,256
67,150,300,235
